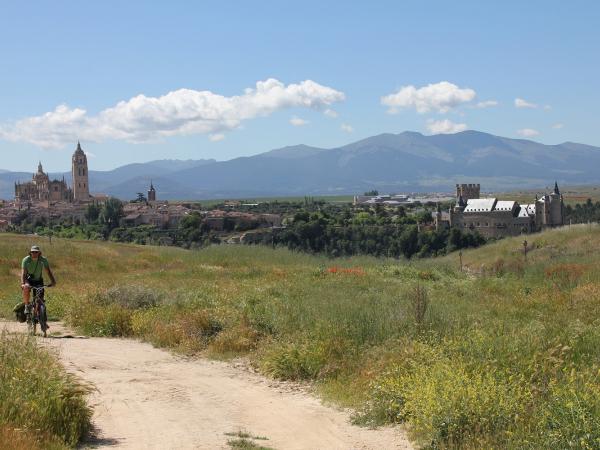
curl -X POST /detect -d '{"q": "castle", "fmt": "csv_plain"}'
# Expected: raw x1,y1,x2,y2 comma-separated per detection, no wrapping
434,183,564,238
15,142,91,204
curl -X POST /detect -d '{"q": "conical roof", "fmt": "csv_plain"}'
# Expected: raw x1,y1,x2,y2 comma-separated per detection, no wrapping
74,141,84,154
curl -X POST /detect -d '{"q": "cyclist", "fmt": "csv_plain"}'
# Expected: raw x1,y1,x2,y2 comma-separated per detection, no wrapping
21,245,56,322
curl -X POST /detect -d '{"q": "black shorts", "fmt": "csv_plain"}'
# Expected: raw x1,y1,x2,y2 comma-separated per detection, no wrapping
28,279,45,300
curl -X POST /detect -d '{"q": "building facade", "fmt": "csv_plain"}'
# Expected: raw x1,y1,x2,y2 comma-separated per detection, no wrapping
435,182,564,238
15,162,72,203
15,142,91,204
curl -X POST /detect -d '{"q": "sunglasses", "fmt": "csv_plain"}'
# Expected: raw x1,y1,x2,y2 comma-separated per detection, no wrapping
31,251,40,254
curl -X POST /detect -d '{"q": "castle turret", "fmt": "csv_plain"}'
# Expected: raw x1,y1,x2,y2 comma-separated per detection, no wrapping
548,181,564,226
72,141,90,202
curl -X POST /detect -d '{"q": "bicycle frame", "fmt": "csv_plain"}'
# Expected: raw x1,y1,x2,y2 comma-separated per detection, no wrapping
26,286,49,337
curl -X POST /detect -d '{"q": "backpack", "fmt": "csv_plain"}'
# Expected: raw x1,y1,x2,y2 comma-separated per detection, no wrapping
13,303,26,323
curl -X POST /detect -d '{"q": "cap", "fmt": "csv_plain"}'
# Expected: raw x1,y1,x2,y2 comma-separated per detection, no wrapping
30,245,41,252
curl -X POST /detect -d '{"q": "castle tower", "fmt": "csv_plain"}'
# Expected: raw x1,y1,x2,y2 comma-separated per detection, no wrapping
72,141,90,202
148,180,156,202
455,183,480,201
548,181,564,226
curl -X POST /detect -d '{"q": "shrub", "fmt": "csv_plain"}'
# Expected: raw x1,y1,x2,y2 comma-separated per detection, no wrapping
409,284,429,328
261,340,328,380
363,355,530,449
67,302,134,336
132,305,222,353
90,285,163,309
0,332,92,446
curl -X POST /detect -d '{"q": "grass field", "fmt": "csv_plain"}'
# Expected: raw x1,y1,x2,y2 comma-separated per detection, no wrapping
0,331,92,449
1,227,600,449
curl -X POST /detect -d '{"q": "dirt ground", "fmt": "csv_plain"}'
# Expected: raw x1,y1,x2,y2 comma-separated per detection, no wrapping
1,320,413,450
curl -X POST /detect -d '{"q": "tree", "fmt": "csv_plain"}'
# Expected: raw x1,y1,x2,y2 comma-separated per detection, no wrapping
364,190,379,196
85,202,101,224
100,198,124,231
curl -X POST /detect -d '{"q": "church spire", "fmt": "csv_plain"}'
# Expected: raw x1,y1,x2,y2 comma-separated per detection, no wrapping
553,181,560,195
37,161,43,173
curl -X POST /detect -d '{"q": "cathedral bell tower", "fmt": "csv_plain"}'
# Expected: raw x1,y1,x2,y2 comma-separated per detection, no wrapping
72,141,90,202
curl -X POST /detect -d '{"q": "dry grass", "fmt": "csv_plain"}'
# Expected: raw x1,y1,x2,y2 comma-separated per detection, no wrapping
2,227,600,448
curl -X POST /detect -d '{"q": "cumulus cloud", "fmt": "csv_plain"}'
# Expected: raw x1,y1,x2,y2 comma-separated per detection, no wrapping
381,81,476,114
552,123,564,129
289,116,309,126
517,128,540,137
341,123,354,133
473,100,498,108
324,108,338,118
209,133,225,142
426,119,468,134
0,79,345,149
515,98,538,109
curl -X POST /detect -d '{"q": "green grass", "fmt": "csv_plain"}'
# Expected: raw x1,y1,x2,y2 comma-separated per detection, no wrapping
227,438,275,450
2,226,600,448
0,331,92,448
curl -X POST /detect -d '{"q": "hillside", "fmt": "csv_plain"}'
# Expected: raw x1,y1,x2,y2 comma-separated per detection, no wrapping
1,226,599,448
3,131,600,200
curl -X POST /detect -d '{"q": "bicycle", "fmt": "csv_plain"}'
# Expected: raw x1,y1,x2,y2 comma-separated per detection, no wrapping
25,285,50,337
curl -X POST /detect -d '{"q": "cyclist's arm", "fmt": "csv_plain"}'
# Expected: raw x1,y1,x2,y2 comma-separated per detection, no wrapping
21,268,28,286
45,266,56,287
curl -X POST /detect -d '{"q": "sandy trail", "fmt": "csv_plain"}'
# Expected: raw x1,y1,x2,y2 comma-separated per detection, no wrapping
1,321,412,450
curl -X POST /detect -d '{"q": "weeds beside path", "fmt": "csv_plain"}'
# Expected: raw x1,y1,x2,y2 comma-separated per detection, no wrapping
0,320,412,450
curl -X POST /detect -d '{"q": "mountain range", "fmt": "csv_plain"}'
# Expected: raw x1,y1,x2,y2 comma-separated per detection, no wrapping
2,130,600,200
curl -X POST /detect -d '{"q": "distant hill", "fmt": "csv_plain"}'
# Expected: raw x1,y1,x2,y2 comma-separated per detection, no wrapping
2,131,600,200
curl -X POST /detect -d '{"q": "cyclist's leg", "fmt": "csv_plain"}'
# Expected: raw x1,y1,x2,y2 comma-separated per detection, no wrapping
23,285,31,313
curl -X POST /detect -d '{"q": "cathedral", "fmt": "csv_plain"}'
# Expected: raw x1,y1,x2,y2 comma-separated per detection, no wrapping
15,142,91,204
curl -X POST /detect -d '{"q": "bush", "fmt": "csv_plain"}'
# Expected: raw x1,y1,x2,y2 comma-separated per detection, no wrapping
90,285,163,309
363,354,531,449
0,332,92,447
66,285,164,336
132,305,222,353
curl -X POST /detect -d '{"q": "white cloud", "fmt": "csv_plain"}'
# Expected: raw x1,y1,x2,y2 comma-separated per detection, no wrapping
517,128,540,137
209,133,225,142
341,123,354,133
514,98,538,109
473,100,498,108
426,119,468,134
289,116,309,126
381,81,476,114
552,123,564,129
0,78,345,149
324,108,338,118
84,151,97,158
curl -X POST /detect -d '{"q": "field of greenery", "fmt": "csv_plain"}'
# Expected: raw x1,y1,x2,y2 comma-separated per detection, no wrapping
1,226,600,449
0,331,92,449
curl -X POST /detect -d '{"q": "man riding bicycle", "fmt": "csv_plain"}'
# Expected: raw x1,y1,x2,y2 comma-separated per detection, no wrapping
21,245,56,320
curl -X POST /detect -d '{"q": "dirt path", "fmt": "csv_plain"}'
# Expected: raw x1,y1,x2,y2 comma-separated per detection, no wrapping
1,321,413,450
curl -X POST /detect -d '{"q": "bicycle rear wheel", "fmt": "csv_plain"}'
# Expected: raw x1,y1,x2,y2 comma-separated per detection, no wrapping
39,303,48,337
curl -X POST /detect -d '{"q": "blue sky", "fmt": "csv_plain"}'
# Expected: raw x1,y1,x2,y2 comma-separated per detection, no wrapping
0,0,599,171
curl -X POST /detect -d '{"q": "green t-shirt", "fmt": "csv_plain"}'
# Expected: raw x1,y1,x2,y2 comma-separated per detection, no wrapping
21,255,49,281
